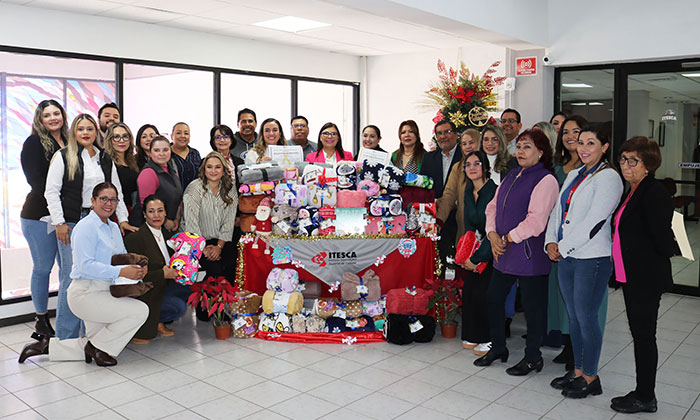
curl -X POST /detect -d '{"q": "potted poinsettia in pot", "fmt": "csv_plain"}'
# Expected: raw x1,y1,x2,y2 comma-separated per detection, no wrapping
427,276,461,338
187,276,237,339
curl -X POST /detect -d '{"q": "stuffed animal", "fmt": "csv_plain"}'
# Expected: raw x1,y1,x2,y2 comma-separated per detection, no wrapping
166,232,206,285
297,206,321,236
251,197,273,253
270,204,298,236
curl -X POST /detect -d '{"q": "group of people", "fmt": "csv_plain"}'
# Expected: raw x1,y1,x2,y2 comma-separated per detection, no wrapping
16,99,678,414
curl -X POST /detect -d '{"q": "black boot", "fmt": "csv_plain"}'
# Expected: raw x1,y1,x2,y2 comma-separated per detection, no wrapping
18,335,49,363
506,357,543,376
35,313,55,337
474,348,509,367
553,334,572,364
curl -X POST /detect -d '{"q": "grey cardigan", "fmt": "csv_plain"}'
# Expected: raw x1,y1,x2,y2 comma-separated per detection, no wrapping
545,165,623,259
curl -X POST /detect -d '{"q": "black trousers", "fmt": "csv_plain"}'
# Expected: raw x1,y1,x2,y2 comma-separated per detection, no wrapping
622,284,662,402
199,238,236,282
488,269,548,362
461,263,493,343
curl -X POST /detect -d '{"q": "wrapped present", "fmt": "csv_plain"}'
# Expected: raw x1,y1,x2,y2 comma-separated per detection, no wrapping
307,184,338,208
318,206,336,236
312,298,340,318
335,160,358,190
368,194,403,217
383,314,436,345
266,267,300,292
455,230,488,274
362,300,385,317
410,202,437,234
403,173,434,189
262,290,304,315
326,315,376,333
259,313,292,333
297,206,322,236
359,161,404,193
302,164,336,185
385,287,433,315
341,270,381,301
230,291,262,338
357,179,380,198
291,313,307,333
337,190,367,208
305,315,327,333
167,232,205,285
399,186,435,211
238,162,284,184
274,183,308,208
270,205,298,236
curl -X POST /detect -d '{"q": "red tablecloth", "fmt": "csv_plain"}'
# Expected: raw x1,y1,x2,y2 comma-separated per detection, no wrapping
238,236,438,298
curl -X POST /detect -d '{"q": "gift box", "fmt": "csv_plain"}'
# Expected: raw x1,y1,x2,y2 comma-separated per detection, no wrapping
259,313,292,333
305,315,327,332
385,287,433,315
326,315,375,332
341,270,381,301
266,268,300,293
302,164,337,186
403,173,434,189
455,230,488,274
335,160,358,190
359,161,404,193
238,162,284,184
274,183,308,208
368,194,403,217
262,290,304,315
383,314,436,345
318,206,336,236
337,190,367,208
270,205,298,236
307,184,338,208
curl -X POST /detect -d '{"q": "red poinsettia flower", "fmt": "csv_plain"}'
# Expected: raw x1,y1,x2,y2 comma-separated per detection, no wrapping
454,87,475,103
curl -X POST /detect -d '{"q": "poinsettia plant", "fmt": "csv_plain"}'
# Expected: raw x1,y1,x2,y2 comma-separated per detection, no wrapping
187,276,238,327
427,277,462,326
425,60,506,132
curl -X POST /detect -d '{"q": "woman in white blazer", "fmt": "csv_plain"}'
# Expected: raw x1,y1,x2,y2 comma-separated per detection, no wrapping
544,125,623,399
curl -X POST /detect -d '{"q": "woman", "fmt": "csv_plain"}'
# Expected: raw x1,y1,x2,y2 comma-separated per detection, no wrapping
20,99,68,338
545,126,623,398
609,137,678,414
354,125,386,160
171,122,202,188
479,125,518,185
135,124,159,170
306,122,353,164
475,129,559,376
19,182,148,366
45,114,135,340
533,121,558,154
437,128,481,240
550,112,567,135
137,136,183,231
458,151,497,356
210,124,244,175
554,116,587,183
183,152,239,281
391,120,425,173
103,123,139,219
245,118,287,164
125,195,186,343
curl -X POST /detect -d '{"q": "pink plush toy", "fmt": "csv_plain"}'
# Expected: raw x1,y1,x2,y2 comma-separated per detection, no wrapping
251,196,273,254
166,232,206,285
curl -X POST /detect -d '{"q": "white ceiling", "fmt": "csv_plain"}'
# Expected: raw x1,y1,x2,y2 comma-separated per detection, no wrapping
0,0,537,56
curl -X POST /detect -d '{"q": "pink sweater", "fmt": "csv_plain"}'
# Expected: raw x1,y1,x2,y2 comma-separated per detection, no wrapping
137,166,166,205
485,175,559,243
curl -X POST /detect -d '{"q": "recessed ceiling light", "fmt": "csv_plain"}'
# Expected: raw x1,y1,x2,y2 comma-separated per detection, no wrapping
570,102,587,106
681,73,700,78
253,16,330,33
562,83,593,88
588,102,604,105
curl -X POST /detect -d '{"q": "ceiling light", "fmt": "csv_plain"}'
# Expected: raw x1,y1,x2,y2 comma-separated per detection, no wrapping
562,83,592,88
253,16,330,33
588,102,603,105
681,73,700,78
570,102,587,106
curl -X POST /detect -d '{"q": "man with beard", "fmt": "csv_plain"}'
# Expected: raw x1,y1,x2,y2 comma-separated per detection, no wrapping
287,115,317,158
231,108,258,161
97,102,120,148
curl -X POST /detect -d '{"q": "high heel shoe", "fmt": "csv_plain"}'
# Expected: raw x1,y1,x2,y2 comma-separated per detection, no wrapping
18,335,49,363
34,313,55,337
474,348,509,367
84,341,117,367
506,357,543,376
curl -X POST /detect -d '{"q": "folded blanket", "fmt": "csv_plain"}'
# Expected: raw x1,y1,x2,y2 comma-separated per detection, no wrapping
298,281,322,299
357,179,380,198
341,270,381,301
385,287,433,315
404,173,434,189
326,315,376,333
367,194,403,217
337,190,367,208
274,183,308,208
383,314,436,345
259,313,292,333
311,298,363,319
308,185,338,208
362,300,384,317
399,186,435,211
239,194,269,214
335,160,358,190
373,314,386,331
312,298,339,318
262,290,304,315
359,161,404,193
302,164,336,185
238,162,285,184
305,315,328,333
266,268,300,293
239,182,276,195
291,313,307,333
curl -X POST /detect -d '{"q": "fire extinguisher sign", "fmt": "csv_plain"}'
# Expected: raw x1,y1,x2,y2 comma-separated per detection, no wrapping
516,57,537,76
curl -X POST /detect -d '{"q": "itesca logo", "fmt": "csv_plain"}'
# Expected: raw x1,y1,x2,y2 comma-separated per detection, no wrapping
311,251,358,267
312,252,327,267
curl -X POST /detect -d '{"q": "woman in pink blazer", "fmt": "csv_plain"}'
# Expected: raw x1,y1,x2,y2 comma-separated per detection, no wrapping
305,122,353,164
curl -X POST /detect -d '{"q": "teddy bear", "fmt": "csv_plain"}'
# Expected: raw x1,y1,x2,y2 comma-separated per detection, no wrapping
270,204,298,236
251,196,273,253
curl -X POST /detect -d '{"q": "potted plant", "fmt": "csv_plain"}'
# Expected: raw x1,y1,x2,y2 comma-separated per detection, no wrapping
427,276,461,338
187,276,237,339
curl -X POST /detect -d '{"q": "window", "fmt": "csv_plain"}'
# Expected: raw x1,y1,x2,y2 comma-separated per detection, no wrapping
298,81,355,154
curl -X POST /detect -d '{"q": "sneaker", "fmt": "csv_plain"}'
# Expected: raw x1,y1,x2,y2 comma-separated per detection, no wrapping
473,342,492,356
462,341,477,349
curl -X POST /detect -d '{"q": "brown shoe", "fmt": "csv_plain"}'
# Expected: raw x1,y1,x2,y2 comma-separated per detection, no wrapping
157,323,175,337
131,338,150,344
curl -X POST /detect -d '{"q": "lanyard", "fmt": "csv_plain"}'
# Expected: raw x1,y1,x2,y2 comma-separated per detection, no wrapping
562,164,599,221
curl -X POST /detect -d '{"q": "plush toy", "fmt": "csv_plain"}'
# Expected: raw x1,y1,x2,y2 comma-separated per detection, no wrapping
166,232,206,285
251,196,273,253
270,204,298,236
297,206,322,236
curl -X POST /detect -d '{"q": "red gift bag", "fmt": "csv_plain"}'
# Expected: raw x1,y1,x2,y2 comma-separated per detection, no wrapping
455,231,488,274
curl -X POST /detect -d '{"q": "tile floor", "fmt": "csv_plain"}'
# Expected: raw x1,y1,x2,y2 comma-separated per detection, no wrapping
1,289,699,420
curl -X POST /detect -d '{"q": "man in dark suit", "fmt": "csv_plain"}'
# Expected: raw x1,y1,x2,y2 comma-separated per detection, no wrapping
420,120,463,261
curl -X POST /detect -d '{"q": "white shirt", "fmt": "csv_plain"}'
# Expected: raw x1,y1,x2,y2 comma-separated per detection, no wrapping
146,223,170,263
507,138,517,155
324,151,338,165
441,145,457,185
45,147,128,225
487,154,501,185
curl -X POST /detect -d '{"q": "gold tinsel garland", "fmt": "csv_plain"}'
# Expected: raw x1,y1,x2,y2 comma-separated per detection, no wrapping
235,233,443,288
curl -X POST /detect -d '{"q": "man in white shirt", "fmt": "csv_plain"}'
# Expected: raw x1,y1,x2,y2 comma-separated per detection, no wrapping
501,108,523,155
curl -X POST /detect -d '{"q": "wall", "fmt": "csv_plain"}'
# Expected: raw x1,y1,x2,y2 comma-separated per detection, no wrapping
508,48,555,128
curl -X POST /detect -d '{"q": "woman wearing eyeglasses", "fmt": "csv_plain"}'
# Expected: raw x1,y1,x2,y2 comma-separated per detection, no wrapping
44,114,136,340
245,118,287,164
210,124,244,175
306,122,353,163
609,137,679,414
103,123,139,223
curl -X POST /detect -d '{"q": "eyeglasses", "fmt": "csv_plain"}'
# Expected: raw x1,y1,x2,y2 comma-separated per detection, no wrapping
321,131,338,138
436,129,454,136
112,134,131,142
501,118,519,124
97,196,119,205
619,156,641,167
464,161,483,168
215,135,230,141
292,124,308,129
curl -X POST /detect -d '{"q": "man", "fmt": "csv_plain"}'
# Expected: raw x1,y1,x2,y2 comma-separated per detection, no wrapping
500,108,523,155
97,102,120,148
287,115,317,158
231,108,258,161
420,120,462,260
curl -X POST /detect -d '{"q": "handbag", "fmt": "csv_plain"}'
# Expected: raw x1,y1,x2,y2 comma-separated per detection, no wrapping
455,231,488,274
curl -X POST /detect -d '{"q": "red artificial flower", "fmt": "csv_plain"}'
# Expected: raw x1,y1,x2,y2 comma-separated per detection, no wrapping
432,109,445,124
454,87,475,103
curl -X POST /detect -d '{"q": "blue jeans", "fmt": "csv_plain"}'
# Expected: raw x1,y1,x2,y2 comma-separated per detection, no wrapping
56,221,81,339
160,282,190,323
20,218,61,314
558,256,612,377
